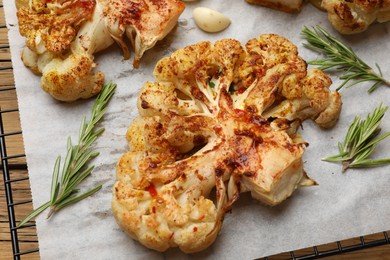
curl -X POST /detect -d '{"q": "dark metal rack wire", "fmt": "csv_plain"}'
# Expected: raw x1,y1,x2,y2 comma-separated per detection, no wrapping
1,6,389,260
0,87,39,259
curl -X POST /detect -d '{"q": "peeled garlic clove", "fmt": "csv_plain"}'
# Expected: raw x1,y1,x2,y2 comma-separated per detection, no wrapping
193,7,231,33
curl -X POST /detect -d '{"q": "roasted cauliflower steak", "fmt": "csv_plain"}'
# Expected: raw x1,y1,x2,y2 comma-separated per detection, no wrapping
16,0,185,101
321,0,390,34
112,34,342,253
246,0,390,34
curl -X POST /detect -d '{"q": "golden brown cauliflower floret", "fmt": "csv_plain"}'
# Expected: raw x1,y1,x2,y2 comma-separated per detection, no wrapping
246,0,390,34
322,0,390,34
17,0,95,53
112,35,342,253
16,0,185,101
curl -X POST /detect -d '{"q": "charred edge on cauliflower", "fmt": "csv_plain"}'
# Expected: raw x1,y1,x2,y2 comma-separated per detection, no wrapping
112,34,342,253
322,0,390,34
16,0,185,101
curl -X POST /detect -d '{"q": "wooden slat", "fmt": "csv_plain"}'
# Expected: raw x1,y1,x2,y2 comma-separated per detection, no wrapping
0,70,14,86
0,27,8,45
0,169,39,260
0,2,39,258
0,60,12,68
0,8,5,26
0,47,11,60
0,88,25,165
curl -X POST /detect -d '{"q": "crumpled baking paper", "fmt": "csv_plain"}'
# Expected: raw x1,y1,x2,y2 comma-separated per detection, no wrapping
4,1,390,259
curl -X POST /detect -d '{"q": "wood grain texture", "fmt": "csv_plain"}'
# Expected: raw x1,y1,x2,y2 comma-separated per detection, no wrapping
0,0,389,259
1,1,39,259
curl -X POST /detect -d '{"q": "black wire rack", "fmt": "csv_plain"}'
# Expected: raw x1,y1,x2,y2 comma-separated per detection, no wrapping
1,5,390,260
0,88,40,259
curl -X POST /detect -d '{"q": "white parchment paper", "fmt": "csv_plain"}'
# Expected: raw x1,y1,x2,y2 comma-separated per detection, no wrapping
4,1,390,259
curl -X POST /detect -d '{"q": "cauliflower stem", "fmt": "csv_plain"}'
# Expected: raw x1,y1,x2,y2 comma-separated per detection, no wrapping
112,34,342,253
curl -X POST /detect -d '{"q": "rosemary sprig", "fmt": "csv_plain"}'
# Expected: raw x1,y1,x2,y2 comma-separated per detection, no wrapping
18,82,116,227
301,25,390,93
323,103,390,172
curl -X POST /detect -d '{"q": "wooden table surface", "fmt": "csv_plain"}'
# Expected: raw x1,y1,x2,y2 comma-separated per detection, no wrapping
1,1,390,259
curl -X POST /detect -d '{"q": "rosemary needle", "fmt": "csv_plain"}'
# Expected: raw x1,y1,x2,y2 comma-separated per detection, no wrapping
18,82,116,228
323,103,390,172
301,25,390,93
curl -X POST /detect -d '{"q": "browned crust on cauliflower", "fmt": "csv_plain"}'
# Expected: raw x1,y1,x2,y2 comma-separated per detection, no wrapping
41,54,104,100
103,0,185,68
321,0,390,34
112,34,342,253
246,0,390,33
17,0,95,53
16,0,185,101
